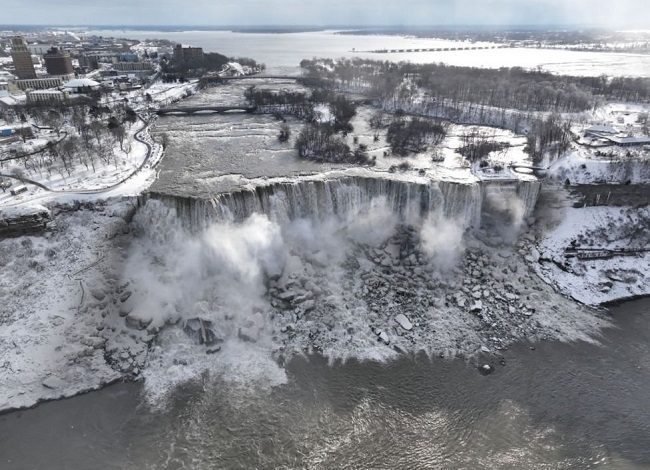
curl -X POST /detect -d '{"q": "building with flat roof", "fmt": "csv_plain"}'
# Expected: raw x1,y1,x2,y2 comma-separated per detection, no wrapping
44,47,74,76
63,77,100,93
78,54,99,70
0,95,21,109
584,124,618,136
26,89,69,105
15,76,70,91
10,37,37,79
114,61,153,72
605,135,650,147
173,44,204,65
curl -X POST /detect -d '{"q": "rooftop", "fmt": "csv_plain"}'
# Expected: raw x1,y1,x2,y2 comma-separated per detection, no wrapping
585,124,618,134
63,78,100,88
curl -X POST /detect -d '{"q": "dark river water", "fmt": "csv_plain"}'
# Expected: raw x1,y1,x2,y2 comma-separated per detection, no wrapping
1,299,649,469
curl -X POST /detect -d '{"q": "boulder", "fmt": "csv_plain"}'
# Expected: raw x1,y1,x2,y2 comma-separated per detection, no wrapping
376,330,390,345
90,288,106,301
394,313,413,331
119,304,133,317
42,376,66,390
300,299,316,313
469,301,483,312
478,364,494,375
277,290,297,301
183,318,218,345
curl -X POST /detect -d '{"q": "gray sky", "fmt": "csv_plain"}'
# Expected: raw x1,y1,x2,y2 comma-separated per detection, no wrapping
3,0,649,27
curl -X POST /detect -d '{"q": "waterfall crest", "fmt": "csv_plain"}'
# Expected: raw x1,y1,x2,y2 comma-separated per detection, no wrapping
139,175,540,231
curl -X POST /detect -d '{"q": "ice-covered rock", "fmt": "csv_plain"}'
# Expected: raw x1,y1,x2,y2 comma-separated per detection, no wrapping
42,376,66,390
183,318,219,346
376,330,390,345
90,287,106,301
479,364,494,375
469,301,483,312
394,313,413,331
119,291,132,303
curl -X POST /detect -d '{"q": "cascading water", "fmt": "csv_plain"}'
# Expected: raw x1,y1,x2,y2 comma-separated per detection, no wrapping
120,174,579,407
139,175,540,231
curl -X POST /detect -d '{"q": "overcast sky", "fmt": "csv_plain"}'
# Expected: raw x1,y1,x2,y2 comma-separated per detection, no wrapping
2,0,649,28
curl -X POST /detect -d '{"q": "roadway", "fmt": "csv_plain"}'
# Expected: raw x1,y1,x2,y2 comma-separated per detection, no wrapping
0,115,157,207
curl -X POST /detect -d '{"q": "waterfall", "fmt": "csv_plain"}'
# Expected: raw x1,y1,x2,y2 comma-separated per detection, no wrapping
480,179,541,220
139,176,540,231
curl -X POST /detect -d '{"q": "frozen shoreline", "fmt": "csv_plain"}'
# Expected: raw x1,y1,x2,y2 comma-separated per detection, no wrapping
1,189,638,414
533,204,650,307
0,201,135,413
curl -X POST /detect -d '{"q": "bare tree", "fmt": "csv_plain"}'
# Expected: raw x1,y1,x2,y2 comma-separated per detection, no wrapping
90,120,104,145
109,124,126,151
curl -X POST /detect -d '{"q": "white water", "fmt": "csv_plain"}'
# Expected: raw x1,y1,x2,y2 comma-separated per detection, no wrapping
147,176,540,231
118,176,599,406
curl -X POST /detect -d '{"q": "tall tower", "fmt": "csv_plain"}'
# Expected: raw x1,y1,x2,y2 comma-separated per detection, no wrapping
44,47,74,76
10,37,37,79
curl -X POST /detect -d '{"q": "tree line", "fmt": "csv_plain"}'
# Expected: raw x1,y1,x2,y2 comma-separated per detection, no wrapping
301,58,650,111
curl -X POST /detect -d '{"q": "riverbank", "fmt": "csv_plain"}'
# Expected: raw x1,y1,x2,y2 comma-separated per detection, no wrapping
0,297,648,469
0,187,622,415
0,200,137,412
533,202,650,306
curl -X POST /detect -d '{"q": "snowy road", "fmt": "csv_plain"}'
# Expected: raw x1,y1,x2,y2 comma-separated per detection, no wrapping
0,116,161,209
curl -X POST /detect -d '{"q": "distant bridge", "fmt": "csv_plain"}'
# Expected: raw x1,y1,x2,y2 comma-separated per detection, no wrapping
363,45,510,54
157,105,257,115
200,75,301,86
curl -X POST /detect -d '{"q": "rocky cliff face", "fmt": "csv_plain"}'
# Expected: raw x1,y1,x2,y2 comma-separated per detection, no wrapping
0,205,51,237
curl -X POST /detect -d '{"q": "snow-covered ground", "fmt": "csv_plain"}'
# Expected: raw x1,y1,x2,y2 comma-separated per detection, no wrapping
548,147,650,184
586,102,650,129
0,120,162,209
534,204,650,305
0,201,135,411
346,107,534,182
144,80,199,107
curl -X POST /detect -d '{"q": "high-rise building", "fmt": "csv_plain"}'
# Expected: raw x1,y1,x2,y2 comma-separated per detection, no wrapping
10,37,37,79
173,44,204,65
78,54,99,71
43,47,74,76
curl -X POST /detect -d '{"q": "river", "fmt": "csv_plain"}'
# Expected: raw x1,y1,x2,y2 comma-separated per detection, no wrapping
0,298,648,469
84,29,650,77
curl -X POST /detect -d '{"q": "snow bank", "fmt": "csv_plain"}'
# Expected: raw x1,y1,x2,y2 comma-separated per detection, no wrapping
535,205,650,305
549,149,650,185
0,200,137,412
